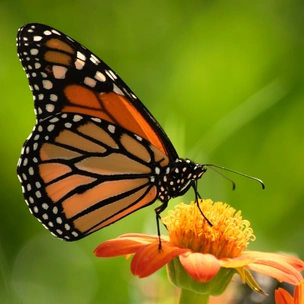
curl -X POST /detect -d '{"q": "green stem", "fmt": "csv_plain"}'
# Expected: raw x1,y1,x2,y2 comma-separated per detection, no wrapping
179,288,209,304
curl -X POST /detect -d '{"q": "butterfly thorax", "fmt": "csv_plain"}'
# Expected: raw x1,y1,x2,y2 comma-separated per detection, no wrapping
157,158,206,202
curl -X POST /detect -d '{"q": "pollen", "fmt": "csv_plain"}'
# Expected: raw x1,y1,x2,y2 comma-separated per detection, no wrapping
162,199,255,259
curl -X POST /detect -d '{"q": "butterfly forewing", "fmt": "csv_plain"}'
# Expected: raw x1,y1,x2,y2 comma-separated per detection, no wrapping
16,23,177,158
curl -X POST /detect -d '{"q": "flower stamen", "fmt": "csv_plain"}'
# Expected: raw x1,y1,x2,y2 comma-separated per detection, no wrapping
162,199,255,258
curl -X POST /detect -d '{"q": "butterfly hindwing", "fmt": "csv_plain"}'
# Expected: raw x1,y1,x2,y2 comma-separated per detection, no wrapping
17,112,171,240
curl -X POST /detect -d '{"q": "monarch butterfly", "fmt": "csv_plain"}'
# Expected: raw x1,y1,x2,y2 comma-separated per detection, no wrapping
17,23,263,241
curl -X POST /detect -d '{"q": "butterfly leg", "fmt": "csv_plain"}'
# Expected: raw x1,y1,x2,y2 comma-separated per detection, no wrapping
155,201,169,250
191,180,213,226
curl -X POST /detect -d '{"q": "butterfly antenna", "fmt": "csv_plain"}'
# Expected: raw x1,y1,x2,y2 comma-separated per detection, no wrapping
204,164,265,190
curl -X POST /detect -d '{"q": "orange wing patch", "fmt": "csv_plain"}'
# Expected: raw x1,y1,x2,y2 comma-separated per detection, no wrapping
44,38,75,67
62,178,151,219
45,174,97,203
45,38,75,54
39,163,72,184
64,85,102,110
74,185,157,234
63,84,167,155
55,129,106,153
101,92,167,154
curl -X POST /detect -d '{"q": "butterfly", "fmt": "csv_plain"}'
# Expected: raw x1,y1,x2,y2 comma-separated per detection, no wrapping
16,23,263,241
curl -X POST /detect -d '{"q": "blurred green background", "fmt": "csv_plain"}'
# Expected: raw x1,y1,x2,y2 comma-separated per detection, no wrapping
1,1,304,303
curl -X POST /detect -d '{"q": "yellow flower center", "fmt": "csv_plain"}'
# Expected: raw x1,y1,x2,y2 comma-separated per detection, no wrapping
162,199,255,258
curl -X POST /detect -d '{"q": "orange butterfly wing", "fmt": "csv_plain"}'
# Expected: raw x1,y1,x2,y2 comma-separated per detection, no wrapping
16,23,177,240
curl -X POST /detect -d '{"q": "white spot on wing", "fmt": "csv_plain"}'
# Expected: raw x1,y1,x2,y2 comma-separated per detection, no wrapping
33,36,42,41
108,125,115,133
53,66,68,79
95,71,106,82
50,94,58,102
30,48,39,55
90,54,100,65
113,84,124,96
75,59,85,70
46,104,55,112
106,69,117,80
43,80,53,90
56,229,63,235
77,51,86,61
84,77,96,87
73,115,82,122
91,117,101,123
47,124,55,132
51,29,61,35
49,117,59,123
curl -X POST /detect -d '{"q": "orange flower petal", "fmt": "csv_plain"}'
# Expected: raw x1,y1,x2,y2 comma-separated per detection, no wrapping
119,233,169,243
179,252,221,282
220,256,255,268
247,260,303,285
275,288,294,304
244,251,304,272
94,234,160,257
275,281,304,304
294,281,304,304
94,238,144,257
223,251,304,285
131,240,188,278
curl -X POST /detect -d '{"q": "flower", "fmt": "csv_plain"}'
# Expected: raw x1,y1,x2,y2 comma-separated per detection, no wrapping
94,199,304,296
275,280,304,304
